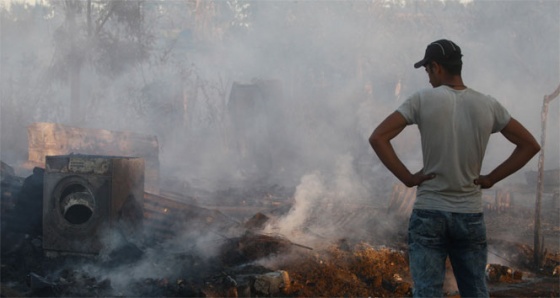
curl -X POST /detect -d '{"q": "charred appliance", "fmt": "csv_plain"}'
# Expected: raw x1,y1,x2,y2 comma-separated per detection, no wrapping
43,155,144,256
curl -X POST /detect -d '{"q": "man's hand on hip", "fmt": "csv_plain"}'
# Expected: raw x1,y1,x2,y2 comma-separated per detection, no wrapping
474,175,494,189
404,170,436,187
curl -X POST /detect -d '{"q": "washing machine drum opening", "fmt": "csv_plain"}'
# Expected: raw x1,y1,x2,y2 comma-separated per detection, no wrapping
60,189,95,225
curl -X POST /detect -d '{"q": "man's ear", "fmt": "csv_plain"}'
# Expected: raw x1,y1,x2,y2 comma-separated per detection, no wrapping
432,62,442,73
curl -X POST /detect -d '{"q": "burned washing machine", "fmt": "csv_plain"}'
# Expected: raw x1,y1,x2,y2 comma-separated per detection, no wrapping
43,155,144,256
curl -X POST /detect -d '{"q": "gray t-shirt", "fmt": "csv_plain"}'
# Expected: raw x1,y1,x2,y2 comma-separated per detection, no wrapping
397,86,511,213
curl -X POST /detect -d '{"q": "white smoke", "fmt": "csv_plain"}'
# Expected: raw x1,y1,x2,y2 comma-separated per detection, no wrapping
265,154,380,246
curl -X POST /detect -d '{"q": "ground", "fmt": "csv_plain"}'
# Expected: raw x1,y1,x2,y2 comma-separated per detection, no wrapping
1,169,559,297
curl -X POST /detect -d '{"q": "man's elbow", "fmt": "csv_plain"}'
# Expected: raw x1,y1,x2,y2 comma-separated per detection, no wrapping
521,138,541,159
369,132,384,151
368,133,376,147
529,141,541,156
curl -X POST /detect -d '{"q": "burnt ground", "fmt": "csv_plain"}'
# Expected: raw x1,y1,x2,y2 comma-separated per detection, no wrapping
2,207,558,297
1,165,559,297
483,206,560,297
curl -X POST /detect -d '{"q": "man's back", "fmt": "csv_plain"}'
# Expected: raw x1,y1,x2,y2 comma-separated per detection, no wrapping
397,86,511,212
370,38,540,298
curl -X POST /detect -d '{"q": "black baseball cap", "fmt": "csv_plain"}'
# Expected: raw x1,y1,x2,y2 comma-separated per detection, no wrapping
414,39,463,69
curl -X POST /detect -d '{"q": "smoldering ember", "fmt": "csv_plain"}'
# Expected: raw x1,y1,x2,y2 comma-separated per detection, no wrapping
1,1,560,298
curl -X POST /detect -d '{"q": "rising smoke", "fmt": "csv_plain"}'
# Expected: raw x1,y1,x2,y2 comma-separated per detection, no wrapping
1,0,559,281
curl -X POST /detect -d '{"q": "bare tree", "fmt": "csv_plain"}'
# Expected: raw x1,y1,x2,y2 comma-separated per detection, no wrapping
49,0,153,125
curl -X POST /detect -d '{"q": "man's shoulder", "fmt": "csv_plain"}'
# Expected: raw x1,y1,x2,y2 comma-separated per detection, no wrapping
406,87,500,106
464,87,491,98
405,88,437,101
414,86,455,97
463,88,504,106
415,87,439,95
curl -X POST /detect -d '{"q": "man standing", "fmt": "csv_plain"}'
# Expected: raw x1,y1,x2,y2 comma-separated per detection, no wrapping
369,39,540,297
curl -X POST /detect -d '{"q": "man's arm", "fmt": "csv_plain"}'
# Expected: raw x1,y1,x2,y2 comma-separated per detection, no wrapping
474,117,541,188
369,111,435,187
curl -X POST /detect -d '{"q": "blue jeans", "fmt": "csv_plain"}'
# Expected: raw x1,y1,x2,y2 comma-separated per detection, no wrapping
408,209,489,298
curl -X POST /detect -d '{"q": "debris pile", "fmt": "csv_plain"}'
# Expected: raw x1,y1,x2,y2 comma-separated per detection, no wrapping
1,160,559,297
5,240,414,297
283,243,412,297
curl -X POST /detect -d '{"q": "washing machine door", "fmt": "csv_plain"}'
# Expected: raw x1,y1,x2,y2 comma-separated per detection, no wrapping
43,174,110,254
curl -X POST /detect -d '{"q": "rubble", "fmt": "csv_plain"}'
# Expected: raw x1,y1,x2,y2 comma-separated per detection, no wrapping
0,161,24,213
4,166,43,237
253,270,291,296
485,264,523,283
1,160,560,297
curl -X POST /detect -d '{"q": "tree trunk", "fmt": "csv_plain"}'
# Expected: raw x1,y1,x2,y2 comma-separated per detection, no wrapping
66,0,82,125
69,63,81,125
